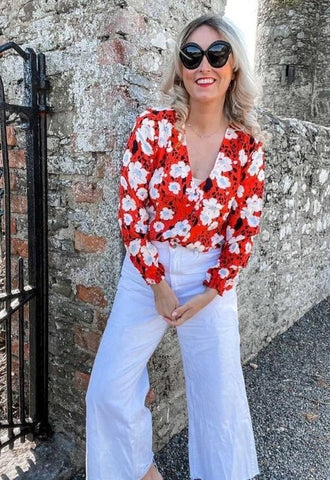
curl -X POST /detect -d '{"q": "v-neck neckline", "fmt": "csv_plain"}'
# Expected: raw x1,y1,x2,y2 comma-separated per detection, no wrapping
183,125,232,188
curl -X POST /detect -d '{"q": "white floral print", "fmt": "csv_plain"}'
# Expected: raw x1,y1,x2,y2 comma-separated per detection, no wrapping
170,161,190,179
249,147,264,176
128,239,141,256
122,195,137,212
128,161,148,190
136,188,148,201
238,149,248,166
136,118,155,155
160,207,174,220
168,182,180,194
200,198,223,225
158,119,173,148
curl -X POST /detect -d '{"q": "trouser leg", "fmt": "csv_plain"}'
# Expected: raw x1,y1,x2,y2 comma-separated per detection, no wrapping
85,255,168,480
176,288,260,480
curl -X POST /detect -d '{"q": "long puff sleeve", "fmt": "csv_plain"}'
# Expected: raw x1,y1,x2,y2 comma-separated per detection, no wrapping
203,138,265,296
117,111,165,285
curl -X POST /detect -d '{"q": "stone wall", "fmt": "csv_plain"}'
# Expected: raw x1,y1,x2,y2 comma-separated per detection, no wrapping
0,0,227,468
255,0,330,127
1,0,329,473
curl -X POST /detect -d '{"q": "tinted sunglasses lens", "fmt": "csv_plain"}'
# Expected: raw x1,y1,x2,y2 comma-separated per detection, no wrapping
180,45,203,69
207,43,231,67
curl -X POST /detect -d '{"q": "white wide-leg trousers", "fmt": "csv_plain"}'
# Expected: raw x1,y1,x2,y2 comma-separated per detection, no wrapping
85,241,260,480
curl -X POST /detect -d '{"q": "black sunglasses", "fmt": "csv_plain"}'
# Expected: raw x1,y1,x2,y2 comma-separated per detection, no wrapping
179,40,232,70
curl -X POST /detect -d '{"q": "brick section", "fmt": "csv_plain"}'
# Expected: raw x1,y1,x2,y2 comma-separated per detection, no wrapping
12,238,28,257
74,370,90,392
94,309,109,331
0,172,17,190
76,285,108,307
1,216,17,234
11,195,28,214
74,231,107,253
74,325,101,353
98,39,136,66
72,181,103,203
7,126,17,146
7,150,26,168
146,387,155,404
12,338,30,357
10,218,17,235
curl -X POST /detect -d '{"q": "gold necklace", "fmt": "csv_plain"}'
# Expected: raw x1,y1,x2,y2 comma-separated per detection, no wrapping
186,123,222,139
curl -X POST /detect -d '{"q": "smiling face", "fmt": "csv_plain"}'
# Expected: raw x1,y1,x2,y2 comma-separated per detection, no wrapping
181,25,235,109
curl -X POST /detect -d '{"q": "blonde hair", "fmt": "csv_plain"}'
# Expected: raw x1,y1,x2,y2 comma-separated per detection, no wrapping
162,14,262,139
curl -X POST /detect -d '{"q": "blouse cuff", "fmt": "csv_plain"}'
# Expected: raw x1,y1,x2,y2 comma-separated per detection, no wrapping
203,268,240,296
143,265,166,286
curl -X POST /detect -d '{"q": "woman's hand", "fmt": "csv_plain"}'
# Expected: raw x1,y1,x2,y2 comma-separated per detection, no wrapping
151,280,180,321
166,287,218,326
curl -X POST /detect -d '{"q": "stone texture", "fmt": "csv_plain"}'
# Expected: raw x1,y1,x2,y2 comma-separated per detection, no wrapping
256,0,330,126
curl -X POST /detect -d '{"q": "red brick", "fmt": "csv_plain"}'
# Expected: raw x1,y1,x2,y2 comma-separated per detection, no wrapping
73,181,103,203
74,231,107,253
74,325,101,353
12,338,29,357
7,150,26,168
1,216,17,234
0,171,17,190
94,309,109,331
12,238,28,257
146,387,155,404
11,195,27,213
10,217,17,234
76,284,108,307
7,126,17,147
0,126,17,147
98,38,135,66
74,370,90,392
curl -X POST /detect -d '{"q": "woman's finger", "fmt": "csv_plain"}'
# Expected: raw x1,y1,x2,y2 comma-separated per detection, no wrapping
172,303,191,318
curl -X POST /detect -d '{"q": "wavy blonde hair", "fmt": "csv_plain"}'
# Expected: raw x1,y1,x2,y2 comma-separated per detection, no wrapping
161,14,262,139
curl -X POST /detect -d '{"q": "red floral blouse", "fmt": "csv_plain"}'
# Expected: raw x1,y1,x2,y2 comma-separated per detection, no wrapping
117,108,265,296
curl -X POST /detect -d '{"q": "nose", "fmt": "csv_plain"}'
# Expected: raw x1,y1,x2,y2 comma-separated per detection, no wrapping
198,53,212,70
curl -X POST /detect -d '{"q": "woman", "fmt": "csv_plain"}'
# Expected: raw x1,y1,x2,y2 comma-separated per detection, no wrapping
86,14,265,480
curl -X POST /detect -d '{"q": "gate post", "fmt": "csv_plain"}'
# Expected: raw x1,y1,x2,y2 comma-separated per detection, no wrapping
0,42,52,451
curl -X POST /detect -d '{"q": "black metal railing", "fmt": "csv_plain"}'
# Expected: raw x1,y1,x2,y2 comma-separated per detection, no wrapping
0,42,52,451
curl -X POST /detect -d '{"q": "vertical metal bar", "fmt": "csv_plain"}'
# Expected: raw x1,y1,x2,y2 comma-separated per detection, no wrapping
36,52,50,437
0,75,14,448
25,48,51,438
24,48,39,431
18,257,26,443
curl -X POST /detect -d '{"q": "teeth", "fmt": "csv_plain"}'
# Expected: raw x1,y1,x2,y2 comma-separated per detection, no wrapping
196,78,215,84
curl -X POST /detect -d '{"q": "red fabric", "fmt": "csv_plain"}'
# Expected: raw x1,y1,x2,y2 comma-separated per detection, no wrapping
117,108,265,295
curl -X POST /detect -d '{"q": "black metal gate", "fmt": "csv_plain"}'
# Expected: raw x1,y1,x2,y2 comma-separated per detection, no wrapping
0,42,52,452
